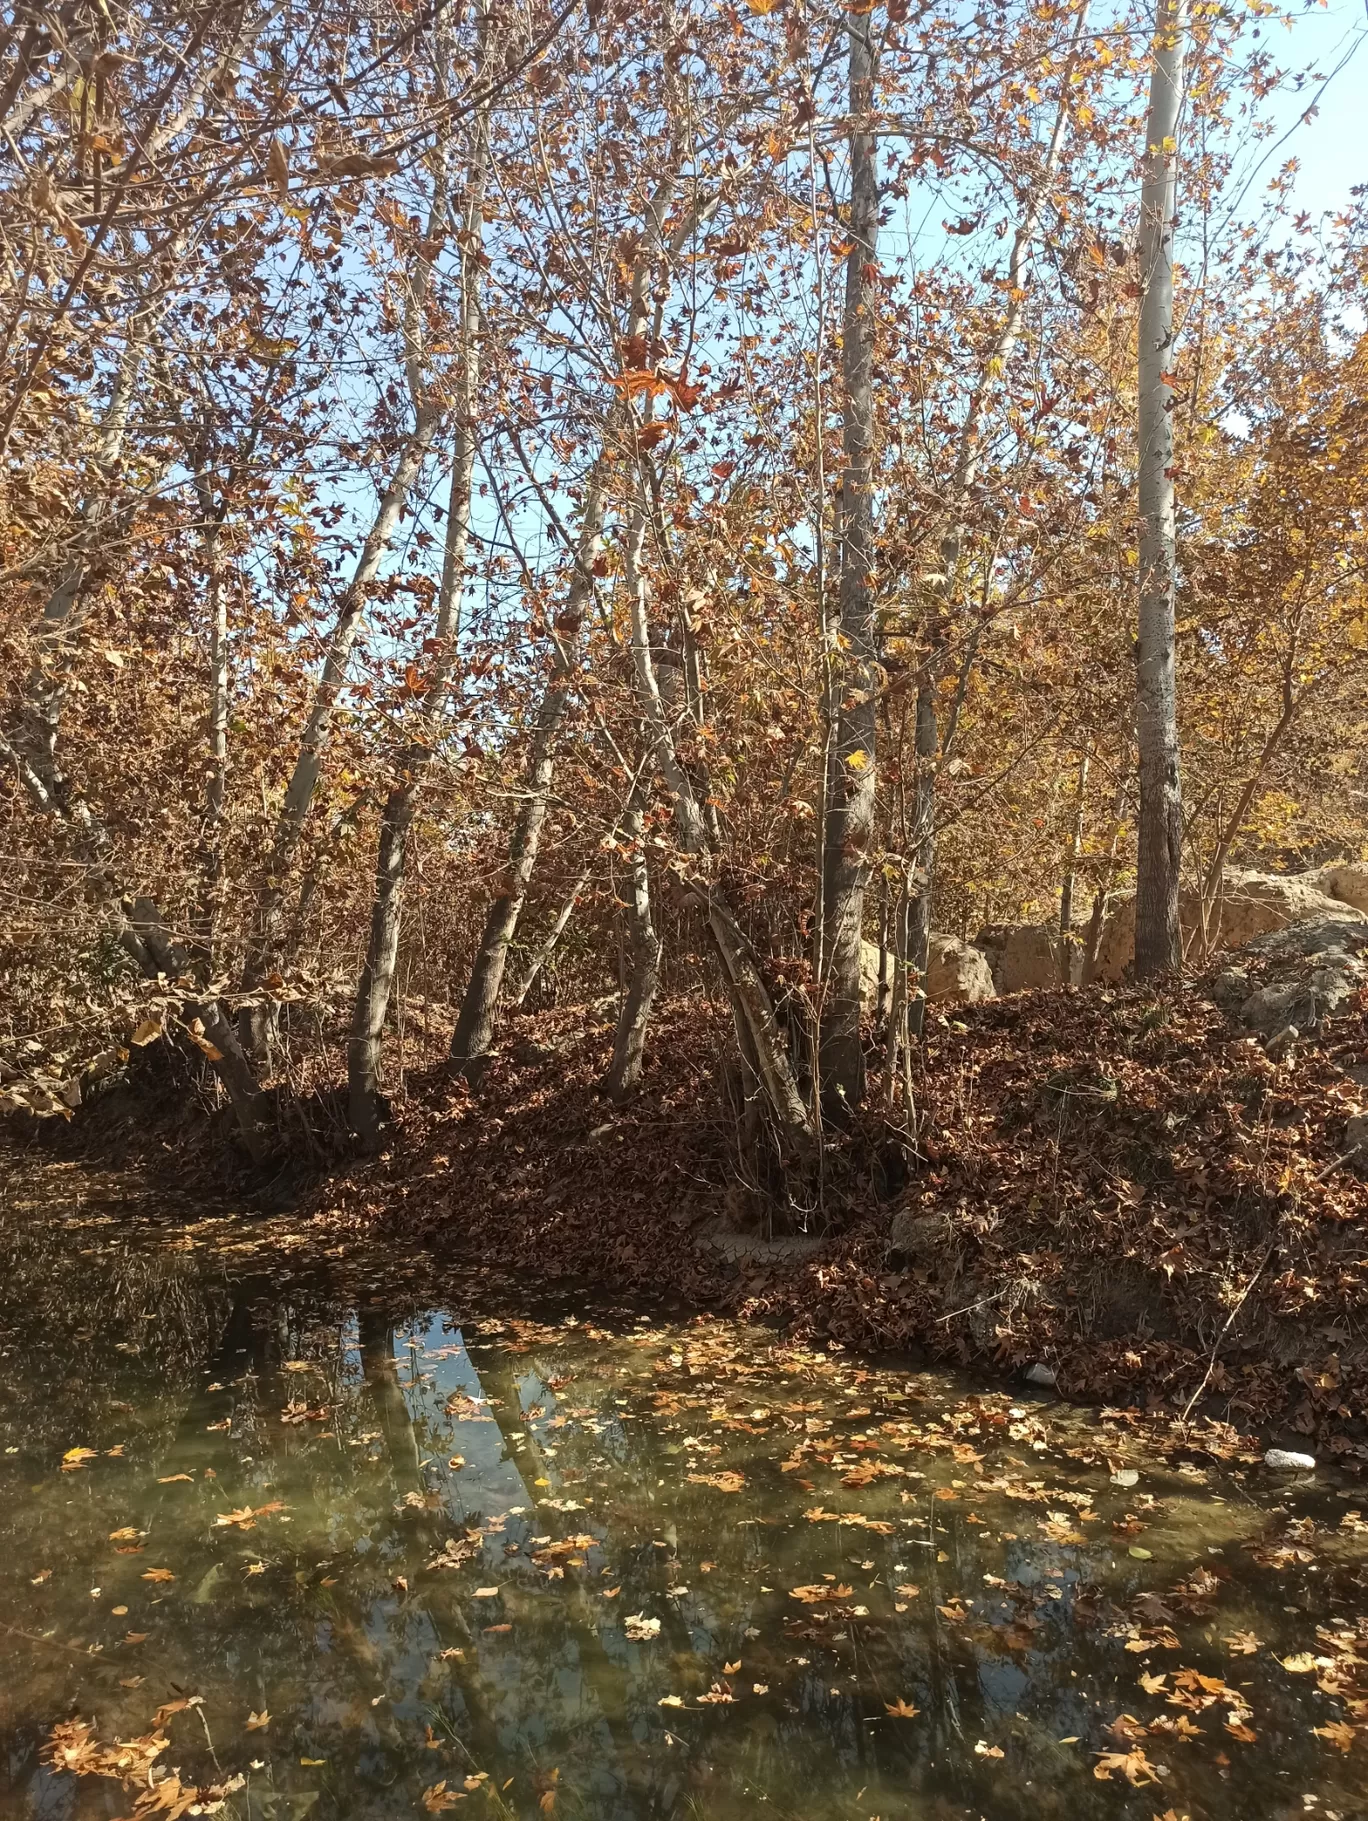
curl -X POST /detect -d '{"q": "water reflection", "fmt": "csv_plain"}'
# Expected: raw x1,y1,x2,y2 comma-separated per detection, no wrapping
0,1165,1365,1821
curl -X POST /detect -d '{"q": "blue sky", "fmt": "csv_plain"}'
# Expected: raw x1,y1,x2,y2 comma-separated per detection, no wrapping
1267,0,1366,218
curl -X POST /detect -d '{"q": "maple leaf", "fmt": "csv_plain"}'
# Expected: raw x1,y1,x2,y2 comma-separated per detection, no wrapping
686,1470,745,1493
1093,1747,1162,1785
885,1698,920,1718
1313,1720,1356,1752
422,1780,466,1811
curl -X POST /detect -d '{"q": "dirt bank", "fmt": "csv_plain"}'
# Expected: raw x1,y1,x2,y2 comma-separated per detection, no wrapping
286,976,1368,1459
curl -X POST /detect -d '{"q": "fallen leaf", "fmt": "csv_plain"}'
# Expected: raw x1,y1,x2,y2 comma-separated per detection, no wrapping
885,1698,920,1718
1093,1747,1161,1786
246,1710,270,1731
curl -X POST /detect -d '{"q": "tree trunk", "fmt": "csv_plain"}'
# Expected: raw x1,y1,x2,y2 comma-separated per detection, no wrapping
248,416,439,983
351,78,490,1141
508,857,594,1009
819,1,882,1111
603,786,661,1102
622,485,815,1161
449,468,606,1079
1059,747,1090,983
905,676,937,1043
1134,0,1189,978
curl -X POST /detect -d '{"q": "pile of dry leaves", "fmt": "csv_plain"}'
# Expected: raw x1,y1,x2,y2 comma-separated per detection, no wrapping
302,972,1368,1451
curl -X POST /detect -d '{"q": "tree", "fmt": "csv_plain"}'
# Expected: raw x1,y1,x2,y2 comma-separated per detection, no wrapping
1133,0,1189,978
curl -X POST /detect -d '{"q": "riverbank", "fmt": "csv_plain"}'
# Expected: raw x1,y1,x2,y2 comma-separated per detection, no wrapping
10,969,1368,1456
294,977,1368,1457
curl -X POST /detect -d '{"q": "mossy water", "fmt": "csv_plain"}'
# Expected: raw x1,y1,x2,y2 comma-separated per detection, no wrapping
1,1165,1365,1821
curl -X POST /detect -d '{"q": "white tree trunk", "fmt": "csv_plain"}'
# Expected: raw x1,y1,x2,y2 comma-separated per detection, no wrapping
1134,0,1189,977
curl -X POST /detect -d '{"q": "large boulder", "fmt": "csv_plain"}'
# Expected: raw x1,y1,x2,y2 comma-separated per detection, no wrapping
926,934,996,1004
1316,862,1368,916
1210,915,1368,1048
997,924,1074,993
1094,869,1366,982
860,934,996,1007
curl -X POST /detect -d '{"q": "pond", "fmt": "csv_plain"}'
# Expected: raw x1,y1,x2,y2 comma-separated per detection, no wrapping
0,1162,1365,1821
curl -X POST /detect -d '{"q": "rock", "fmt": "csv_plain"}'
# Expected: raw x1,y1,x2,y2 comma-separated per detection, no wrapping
861,935,996,1007
1217,868,1362,949
1262,1024,1300,1062
1094,870,1366,982
1263,1448,1316,1472
925,934,996,1004
1316,861,1368,915
998,925,1072,993
1209,966,1251,1010
888,1209,954,1265
1227,916,1368,1048
1345,1113,1368,1176
1024,1362,1057,1388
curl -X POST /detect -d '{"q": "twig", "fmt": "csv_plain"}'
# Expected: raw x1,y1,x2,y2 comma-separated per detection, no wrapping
1178,1240,1276,1431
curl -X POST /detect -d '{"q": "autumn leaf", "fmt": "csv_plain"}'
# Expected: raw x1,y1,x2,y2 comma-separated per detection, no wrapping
1313,1720,1356,1752
885,1697,920,1718
267,138,290,198
141,1568,175,1583
1093,1747,1162,1785
246,1710,270,1731
422,1780,465,1812
686,1470,745,1493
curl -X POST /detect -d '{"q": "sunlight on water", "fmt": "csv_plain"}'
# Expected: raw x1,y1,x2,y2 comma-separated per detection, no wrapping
0,1165,1365,1821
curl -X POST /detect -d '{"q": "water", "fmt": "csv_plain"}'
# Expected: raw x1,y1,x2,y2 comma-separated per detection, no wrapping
1,1164,1365,1821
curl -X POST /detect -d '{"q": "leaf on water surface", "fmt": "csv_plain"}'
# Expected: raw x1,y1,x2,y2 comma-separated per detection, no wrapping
483,1623,512,1634
658,1695,685,1708
696,1684,736,1704
885,1698,920,1718
1138,1671,1168,1694
724,1660,741,1674
1280,1653,1320,1673
158,1474,193,1484
245,1710,270,1731
1106,1713,1148,1745
61,1447,97,1470
109,1527,142,1542
214,1501,285,1529
473,1587,500,1599
1223,1630,1260,1654
141,1568,174,1583
623,1614,661,1640
753,1683,769,1695
789,1584,853,1605
973,1741,1004,1759
686,1470,745,1492
1313,1720,1356,1752
1129,1546,1153,1560
1093,1747,1162,1785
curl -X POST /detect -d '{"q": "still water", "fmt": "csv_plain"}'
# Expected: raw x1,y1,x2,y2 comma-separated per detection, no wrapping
0,1163,1365,1821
